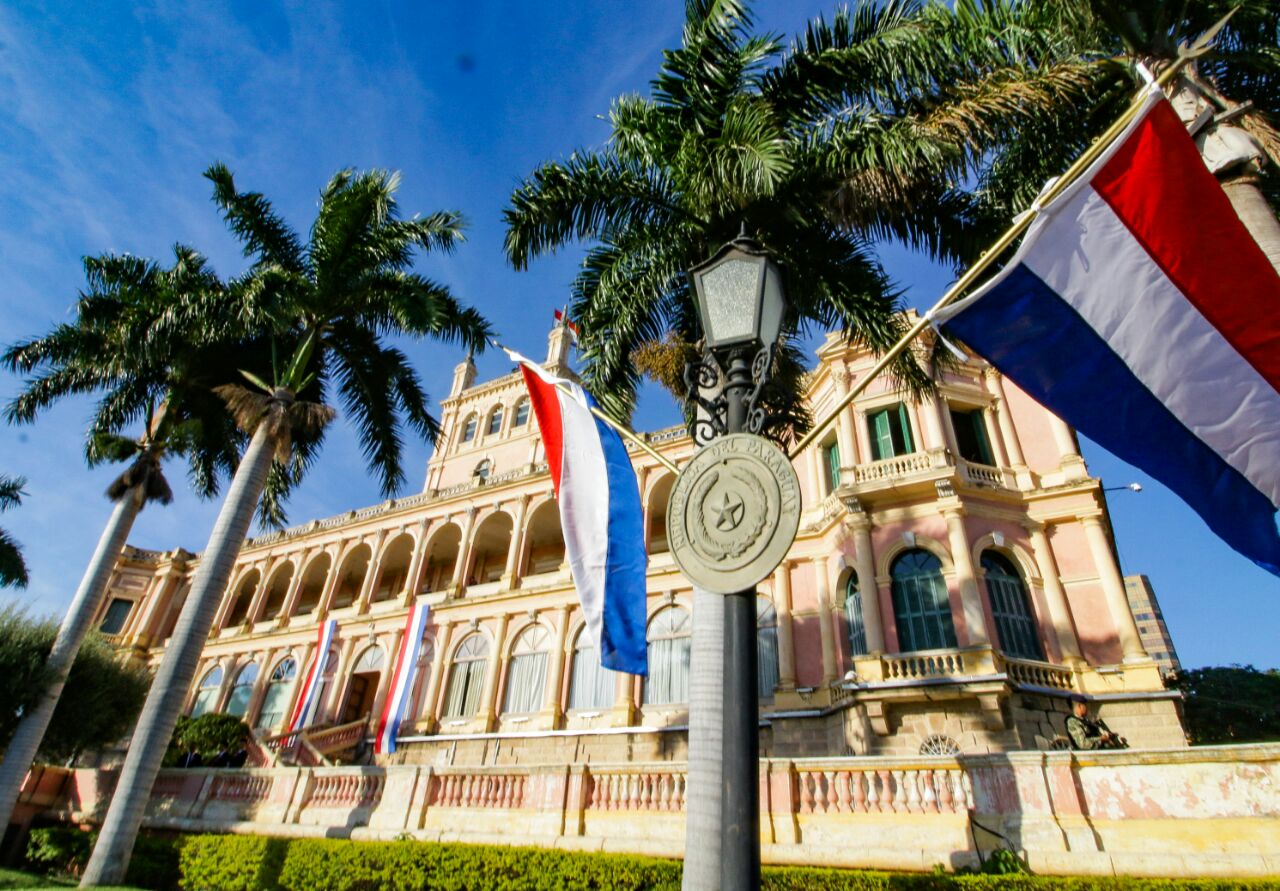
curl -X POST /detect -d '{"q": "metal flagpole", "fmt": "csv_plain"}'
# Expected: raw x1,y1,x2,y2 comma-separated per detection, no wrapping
788,53,1206,463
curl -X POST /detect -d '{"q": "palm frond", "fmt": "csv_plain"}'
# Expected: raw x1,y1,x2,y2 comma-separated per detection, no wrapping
205,162,305,274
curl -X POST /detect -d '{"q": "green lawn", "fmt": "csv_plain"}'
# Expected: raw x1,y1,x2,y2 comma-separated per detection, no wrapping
0,868,142,891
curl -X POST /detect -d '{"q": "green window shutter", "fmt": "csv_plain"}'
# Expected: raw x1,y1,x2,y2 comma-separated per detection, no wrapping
825,443,841,491
895,403,915,454
869,410,893,460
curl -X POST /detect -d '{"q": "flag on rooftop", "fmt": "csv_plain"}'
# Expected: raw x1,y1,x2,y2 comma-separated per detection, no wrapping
375,603,430,754
938,87,1280,576
288,618,336,732
507,347,647,675
553,308,579,342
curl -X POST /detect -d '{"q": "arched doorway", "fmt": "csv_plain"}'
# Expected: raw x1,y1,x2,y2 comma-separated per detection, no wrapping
331,544,371,610
468,512,513,586
342,645,385,723
293,553,331,617
421,524,462,594
372,534,414,603
259,562,294,622
524,501,565,576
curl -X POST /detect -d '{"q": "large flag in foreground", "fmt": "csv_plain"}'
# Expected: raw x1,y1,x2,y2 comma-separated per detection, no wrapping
507,349,648,675
939,88,1280,576
288,618,336,732
375,603,430,754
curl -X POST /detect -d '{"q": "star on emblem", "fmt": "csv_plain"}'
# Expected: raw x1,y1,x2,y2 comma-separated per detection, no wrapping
711,490,745,531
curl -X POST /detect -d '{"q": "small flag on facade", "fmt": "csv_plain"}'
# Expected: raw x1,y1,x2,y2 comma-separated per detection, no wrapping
375,603,431,754
507,347,647,675
938,87,1280,576
553,308,579,342
288,619,336,732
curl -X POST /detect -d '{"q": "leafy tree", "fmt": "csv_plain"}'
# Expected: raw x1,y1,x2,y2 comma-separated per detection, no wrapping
1170,664,1280,745
0,607,149,763
83,165,491,886
172,713,252,758
0,474,29,588
0,246,246,838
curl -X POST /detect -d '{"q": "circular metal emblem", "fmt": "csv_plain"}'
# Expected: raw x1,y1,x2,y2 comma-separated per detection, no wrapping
668,434,802,594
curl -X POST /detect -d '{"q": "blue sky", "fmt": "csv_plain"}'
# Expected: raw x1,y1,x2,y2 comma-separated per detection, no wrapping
0,1,1274,669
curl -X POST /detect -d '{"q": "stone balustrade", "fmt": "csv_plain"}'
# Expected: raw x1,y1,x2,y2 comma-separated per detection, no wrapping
25,743,1279,877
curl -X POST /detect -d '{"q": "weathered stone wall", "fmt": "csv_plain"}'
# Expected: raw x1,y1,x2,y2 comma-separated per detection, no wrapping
25,743,1280,877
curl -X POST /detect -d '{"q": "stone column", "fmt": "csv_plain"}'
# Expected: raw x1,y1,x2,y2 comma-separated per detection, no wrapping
355,530,389,614
502,497,530,588
1079,512,1148,662
129,567,182,648
1023,522,1083,662
919,393,948,452
804,447,823,506
853,409,872,465
984,406,1010,468
812,557,838,684
543,605,572,721
315,546,345,620
833,369,858,469
477,614,510,730
277,550,311,626
985,369,1026,467
449,509,478,595
1048,414,1082,465
849,516,885,653
772,563,796,690
401,519,432,607
245,647,280,728
942,507,990,646
420,621,454,731
368,627,406,728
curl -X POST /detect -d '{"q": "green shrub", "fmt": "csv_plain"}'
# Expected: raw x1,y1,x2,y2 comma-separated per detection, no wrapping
179,835,285,891
24,826,180,890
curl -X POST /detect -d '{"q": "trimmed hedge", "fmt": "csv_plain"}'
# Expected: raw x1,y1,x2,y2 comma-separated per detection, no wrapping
175,834,1280,891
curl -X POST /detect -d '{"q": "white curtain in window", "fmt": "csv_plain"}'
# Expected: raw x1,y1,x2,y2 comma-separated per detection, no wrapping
443,635,490,718
645,606,691,705
568,642,615,710
756,626,779,700
503,652,548,713
190,667,224,717
256,658,297,729
225,663,258,718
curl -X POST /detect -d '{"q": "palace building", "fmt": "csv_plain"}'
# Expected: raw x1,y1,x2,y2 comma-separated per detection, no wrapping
95,318,1184,767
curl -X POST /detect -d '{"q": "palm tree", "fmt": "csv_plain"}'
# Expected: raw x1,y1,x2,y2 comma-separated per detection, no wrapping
0,475,28,589
81,165,491,887
945,1,1280,269
0,247,245,836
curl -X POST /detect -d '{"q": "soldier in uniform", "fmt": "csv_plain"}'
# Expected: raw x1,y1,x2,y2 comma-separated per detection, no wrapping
1065,694,1127,750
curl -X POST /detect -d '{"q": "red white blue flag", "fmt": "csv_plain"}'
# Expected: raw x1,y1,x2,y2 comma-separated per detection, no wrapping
288,618,336,732
375,603,430,754
939,88,1280,575
508,348,648,674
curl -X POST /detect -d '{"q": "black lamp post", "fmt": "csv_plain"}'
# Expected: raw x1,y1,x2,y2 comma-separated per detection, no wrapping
686,232,787,890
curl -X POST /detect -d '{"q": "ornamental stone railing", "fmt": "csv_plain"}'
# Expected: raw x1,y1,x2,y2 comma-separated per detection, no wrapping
24,744,1280,876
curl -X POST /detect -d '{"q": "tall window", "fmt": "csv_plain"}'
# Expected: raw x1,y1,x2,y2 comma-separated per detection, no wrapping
891,550,957,652
256,658,297,730
644,606,691,705
191,666,224,717
513,399,531,428
951,408,995,465
474,459,492,483
844,572,868,657
757,598,779,700
225,663,259,718
503,625,550,714
98,598,133,635
461,415,478,443
443,635,489,718
568,630,614,710
487,406,504,436
982,551,1044,660
823,442,841,493
867,404,915,461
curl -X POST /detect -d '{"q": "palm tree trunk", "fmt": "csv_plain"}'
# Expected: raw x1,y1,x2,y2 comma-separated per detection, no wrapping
0,489,144,834
681,586,724,891
1220,174,1280,275
80,423,276,887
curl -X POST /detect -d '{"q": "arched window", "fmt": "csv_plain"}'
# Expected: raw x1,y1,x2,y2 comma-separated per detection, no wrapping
474,459,492,483
486,406,504,436
503,625,550,714
256,658,297,730
513,399,531,428
190,666,224,717
644,607,691,705
443,635,489,718
982,551,1044,661
461,415,478,443
568,629,614,711
225,663,259,717
757,597,779,700
845,572,868,657
891,550,957,652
